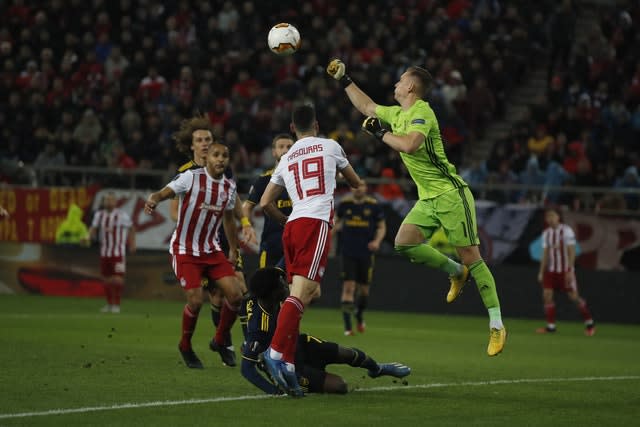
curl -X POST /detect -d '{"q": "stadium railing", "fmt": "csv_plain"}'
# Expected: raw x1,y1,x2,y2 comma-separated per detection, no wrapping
9,165,640,218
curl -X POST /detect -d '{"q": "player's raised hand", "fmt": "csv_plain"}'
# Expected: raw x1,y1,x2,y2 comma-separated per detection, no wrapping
327,58,346,79
327,58,352,88
0,206,8,219
362,116,388,141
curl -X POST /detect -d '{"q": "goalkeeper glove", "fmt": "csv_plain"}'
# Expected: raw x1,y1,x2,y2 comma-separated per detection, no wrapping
362,116,389,141
326,58,353,88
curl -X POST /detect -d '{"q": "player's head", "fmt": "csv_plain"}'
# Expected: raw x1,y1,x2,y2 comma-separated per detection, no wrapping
173,115,215,163
205,140,230,179
248,267,289,303
544,206,562,227
272,133,294,162
291,104,319,137
103,191,117,211
395,66,433,101
352,179,367,199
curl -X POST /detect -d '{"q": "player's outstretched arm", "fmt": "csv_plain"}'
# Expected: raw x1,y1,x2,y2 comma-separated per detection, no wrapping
327,59,377,117
340,165,362,189
144,187,175,214
241,358,282,395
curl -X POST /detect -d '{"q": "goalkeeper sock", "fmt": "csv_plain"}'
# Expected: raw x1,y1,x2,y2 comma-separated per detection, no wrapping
468,260,503,329
395,244,462,275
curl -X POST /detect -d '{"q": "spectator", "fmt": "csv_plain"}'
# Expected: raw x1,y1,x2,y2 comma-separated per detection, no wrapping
528,125,554,156
614,166,640,210
138,66,167,102
375,168,405,200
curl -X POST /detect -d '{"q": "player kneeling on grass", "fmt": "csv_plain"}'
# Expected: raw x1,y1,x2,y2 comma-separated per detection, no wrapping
240,267,411,395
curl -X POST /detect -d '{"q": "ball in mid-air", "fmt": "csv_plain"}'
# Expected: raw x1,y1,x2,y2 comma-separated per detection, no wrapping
268,23,301,56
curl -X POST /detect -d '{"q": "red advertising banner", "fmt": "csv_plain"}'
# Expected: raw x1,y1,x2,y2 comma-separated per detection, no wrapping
0,186,99,243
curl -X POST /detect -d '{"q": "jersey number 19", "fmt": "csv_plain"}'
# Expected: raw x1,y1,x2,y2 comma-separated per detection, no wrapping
288,156,326,199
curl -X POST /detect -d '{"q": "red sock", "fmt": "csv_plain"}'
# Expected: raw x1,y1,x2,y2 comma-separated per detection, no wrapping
270,296,304,363
214,299,238,346
104,283,114,305
577,299,593,323
544,303,556,325
112,283,123,305
179,305,199,351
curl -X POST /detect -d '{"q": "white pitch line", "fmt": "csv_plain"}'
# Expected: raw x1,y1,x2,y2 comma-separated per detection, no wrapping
1,375,638,420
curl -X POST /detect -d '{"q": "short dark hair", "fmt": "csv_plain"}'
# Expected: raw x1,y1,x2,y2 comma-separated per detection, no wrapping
248,267,286,299
292,104,316,133
172,115,215,155
407,66,433,98
272,133,294,147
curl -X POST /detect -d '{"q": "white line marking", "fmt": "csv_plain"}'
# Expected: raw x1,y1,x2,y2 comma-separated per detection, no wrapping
1,375,638,420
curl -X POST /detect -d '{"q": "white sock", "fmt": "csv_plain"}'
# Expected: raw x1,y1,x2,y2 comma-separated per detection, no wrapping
269,348,283,360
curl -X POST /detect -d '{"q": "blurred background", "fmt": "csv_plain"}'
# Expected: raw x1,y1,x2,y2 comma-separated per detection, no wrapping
0,0,639,323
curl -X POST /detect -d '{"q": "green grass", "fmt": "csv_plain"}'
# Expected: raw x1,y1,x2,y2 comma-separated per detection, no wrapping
1,295,639,426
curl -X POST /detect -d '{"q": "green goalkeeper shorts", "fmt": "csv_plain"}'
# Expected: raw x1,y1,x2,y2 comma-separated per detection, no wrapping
403,187,480,247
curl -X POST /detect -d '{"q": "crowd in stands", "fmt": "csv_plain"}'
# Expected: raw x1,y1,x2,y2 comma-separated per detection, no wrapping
0,0,551,193
465,0,640,210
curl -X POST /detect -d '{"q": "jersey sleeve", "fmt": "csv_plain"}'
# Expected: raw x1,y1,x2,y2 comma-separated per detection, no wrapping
120,211,133,228
247,175,269,205
374,202,385,222
240,357,281,395
270,161,286,187
406,102,433,137
166,170,193,196
90,211,101,228
375,105,397,125
332,140,350,170
564,226,576,246
541,230,548,248
225,183,237,211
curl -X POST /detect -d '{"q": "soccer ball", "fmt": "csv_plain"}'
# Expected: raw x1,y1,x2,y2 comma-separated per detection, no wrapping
267,23,301,56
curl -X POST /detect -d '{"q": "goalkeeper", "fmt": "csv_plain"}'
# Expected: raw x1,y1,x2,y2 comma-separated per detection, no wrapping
240,268,410,395
327,60,506,357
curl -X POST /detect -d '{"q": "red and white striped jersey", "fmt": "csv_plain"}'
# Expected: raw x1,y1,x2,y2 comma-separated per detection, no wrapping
271,136,349,224
90,209,133,258
541,223,576,272
167,168,236,256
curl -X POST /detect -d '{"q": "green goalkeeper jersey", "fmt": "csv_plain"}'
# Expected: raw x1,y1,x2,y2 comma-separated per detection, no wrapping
376,100,466,200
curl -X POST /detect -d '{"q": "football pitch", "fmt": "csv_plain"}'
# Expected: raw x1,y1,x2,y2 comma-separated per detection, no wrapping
1,295,638,427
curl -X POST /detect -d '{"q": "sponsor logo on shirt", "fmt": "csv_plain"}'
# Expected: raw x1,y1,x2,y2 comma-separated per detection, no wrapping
411,118,426,125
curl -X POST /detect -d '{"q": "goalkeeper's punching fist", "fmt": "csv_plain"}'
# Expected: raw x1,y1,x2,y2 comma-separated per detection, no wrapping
326,59,352,88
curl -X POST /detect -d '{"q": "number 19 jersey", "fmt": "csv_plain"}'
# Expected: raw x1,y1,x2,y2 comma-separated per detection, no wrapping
270,136,350,224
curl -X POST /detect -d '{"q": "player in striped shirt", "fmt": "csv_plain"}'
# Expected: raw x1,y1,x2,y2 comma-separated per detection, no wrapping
145,139,245,369
169,116,254,367
537,207,595,336
88,192,136,314
259,104,362,396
